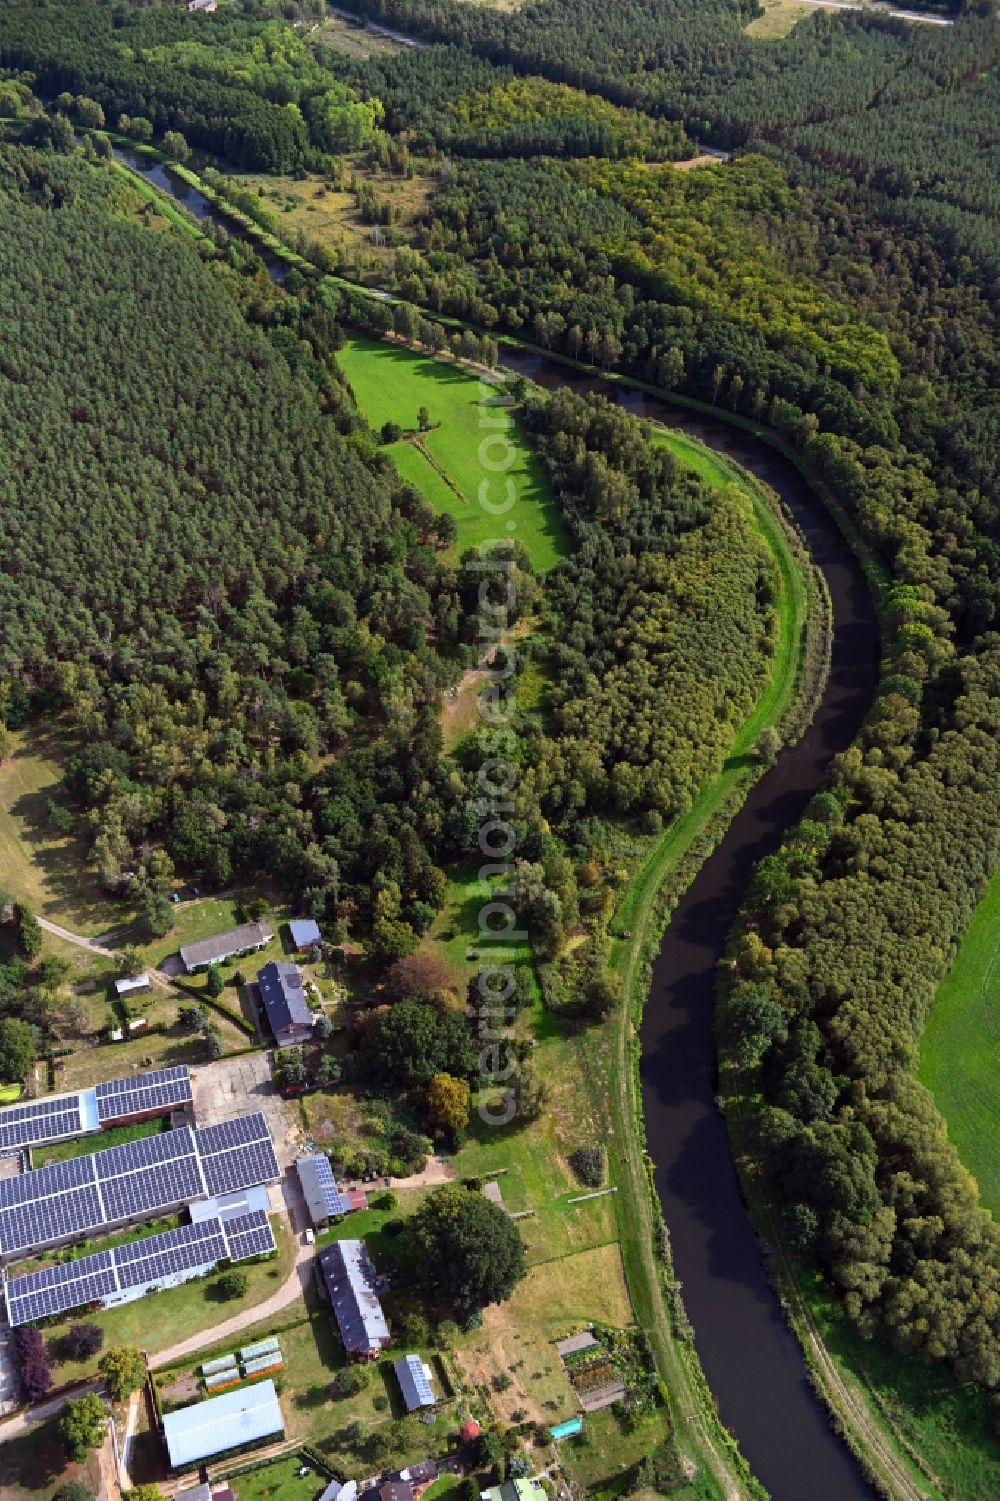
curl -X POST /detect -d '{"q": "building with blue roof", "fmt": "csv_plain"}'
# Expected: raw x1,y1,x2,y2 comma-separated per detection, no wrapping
256,960,315,1048
393,1353,435,1412
162,1379,284,1469
288,918,322,951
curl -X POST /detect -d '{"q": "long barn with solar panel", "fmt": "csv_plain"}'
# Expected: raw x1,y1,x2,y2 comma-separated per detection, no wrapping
0,1111,279,1262
0,1066,194,1156
3,1209,276,1327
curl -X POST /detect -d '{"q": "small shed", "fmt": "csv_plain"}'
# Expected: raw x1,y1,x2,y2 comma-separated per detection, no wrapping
288,917,322,951
115,973,151,998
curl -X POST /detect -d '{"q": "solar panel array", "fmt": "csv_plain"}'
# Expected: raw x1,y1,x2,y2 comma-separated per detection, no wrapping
0,1094,84,1154
397,1353,435,1407
3,1209,275,1326
0,1113,278,1260
95,1066,193,1124
308,1154,352,1218
196,1114,280,1199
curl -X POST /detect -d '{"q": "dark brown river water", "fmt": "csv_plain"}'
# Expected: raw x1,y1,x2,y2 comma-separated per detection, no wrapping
502,354,880,1500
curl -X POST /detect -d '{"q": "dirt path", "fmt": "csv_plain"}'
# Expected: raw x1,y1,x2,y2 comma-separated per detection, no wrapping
37,915,115,956
147,1232,313,1370
0,1379,102,1442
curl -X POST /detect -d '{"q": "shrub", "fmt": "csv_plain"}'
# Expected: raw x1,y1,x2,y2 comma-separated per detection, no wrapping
332,1363,372,1397
568,1146,604,1188
63,1322,104,1362
14,1326,52,1399
215,1268,249,1301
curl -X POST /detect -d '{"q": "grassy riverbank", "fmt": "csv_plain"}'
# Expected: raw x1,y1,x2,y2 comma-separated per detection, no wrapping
587,429,824,1500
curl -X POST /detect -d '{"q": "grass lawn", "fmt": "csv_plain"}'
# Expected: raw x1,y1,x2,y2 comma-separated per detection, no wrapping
0,721,133,943
336,336,568,573
918,869,1000,1216
222,1455,332,1501
424,1477,466,1501
37,1216,294,1385
33,1115,163,1167
0,1081,22,1103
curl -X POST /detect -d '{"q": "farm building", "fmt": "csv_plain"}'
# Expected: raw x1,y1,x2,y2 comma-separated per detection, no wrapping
481,1483,544,1501
288,917,321,951
0,1066,192,1158
163,1379,284,1469
359,1464,437,1501
114,973,151,998
256,961,314,1047
317,1239,390,1357
179,922,273,972
296,1155,366,1227
393,1353,435,1412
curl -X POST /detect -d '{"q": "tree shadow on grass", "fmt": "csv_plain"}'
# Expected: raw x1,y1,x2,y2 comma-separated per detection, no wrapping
0,1415,71,1493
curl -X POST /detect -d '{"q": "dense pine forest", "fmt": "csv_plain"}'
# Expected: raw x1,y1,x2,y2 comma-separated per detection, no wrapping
1,0,1000,1464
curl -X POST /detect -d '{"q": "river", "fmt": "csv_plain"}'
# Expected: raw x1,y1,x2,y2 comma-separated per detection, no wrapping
501,354,880,1501
112,146,290,282
106,145,880,1490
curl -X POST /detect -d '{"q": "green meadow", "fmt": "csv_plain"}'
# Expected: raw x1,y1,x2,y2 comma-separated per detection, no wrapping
919,869,1000,1216
336,335,568,571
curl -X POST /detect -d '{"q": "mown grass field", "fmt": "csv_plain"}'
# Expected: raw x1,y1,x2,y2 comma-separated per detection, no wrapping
336,336,569,572
918,869,1000,1216
221,1456,330,1501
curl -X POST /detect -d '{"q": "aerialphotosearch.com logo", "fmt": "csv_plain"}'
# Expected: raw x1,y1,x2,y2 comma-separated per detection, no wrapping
469,375,523,1129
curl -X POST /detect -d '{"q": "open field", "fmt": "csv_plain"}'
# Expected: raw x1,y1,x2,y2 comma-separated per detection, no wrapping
746,0,816,36
336,336,568,572
918,869,1000,1216
0,722,132,945
310,13,406,57
234,167,430,268
454,1242,632,1427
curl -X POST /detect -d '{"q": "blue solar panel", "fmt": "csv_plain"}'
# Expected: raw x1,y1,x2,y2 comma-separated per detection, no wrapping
101,1159,203,1224
0,1113,277,1262
96,1127,196,1180
223,1210,275,1262
196,1115,278,1199
95,1066,192,1124
0,1154,95,1210
3,1212,273,1326
0,1096,84,1153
